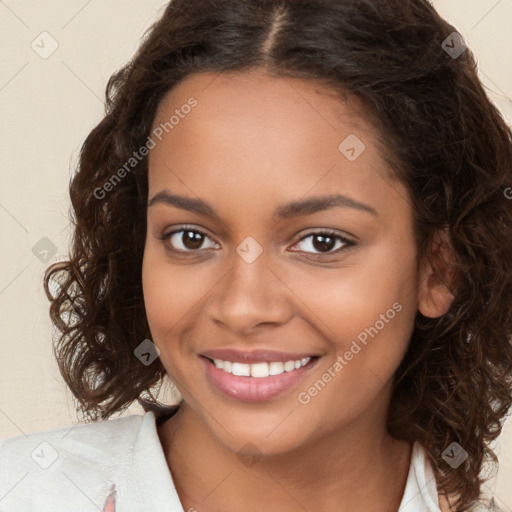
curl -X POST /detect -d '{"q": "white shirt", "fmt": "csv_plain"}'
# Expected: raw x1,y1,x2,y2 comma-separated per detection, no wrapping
0,410,445,511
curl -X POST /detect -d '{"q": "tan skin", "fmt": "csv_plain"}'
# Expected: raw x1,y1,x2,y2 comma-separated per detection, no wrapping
142,69,455,512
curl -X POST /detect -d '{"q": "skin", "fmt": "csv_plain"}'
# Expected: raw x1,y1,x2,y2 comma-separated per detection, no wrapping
142,68,455,512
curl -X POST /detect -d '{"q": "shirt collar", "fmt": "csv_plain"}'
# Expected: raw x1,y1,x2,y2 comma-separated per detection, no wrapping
138,411,441,512
398,441,441,512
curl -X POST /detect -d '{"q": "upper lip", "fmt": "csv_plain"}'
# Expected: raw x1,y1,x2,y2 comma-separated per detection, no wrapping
200,348,318,364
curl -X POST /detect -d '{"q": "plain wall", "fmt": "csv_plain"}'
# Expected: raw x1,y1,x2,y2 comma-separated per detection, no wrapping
0,0,511,508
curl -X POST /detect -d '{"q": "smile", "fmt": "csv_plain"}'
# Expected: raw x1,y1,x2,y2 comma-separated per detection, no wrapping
210,357,312,378
200,355,319,402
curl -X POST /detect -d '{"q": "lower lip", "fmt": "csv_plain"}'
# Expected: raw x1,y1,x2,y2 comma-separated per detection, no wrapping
200,356,318,402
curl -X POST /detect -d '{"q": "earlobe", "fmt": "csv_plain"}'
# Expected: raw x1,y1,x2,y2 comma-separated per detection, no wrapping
417,228,458,319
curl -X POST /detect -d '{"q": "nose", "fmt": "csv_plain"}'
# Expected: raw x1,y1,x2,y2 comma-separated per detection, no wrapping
206,249,293,335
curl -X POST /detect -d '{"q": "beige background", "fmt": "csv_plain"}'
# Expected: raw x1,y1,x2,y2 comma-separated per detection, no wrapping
0,0,511,508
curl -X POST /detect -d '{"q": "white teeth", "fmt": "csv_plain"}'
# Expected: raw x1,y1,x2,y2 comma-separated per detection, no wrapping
283,360,296,372
232,362,251,376
211,357,312,378
250,362,269,378
269,361,284,375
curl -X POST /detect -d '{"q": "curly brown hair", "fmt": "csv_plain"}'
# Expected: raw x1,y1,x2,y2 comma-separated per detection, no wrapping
44,0,512,510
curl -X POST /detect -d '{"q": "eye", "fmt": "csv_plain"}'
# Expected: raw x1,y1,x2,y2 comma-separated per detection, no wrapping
158,226,355,257
158,226,219,254
290,230,355,256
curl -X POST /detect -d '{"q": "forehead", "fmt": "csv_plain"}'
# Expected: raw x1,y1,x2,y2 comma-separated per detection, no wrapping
152,69,369,141
147,69,409,223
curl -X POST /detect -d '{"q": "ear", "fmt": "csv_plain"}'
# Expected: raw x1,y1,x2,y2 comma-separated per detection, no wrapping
417,227,458,318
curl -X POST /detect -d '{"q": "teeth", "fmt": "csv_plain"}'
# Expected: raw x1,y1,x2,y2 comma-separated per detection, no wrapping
250,362,269,378
269,361,284,375
232,362,250,376
283,360,295,371
211,357,311,378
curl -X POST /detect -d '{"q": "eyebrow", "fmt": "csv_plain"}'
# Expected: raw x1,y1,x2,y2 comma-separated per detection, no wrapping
147,190,378,219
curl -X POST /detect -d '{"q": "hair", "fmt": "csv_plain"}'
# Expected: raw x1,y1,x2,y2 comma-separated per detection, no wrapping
44,0,512,510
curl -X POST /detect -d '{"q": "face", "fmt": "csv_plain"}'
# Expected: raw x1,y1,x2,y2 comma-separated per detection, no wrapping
142,69,426,455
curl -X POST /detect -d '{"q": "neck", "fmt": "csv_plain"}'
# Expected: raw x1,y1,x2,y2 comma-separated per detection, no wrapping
158,403,412,512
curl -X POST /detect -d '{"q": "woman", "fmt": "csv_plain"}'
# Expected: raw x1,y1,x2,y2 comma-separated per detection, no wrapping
1,1,511,511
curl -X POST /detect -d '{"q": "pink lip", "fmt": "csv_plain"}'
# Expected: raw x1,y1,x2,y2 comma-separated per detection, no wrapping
200,348,317,364
200,355,319,402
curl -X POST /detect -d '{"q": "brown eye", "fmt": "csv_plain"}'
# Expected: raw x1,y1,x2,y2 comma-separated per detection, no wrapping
180,230,205,250
291,230,355,256
159,227,219,254
312,233,337,252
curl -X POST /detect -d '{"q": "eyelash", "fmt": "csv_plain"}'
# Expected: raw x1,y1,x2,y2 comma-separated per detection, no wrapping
158,225,355,258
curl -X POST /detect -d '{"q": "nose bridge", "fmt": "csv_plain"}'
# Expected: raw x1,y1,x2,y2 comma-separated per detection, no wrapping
208,242,291,332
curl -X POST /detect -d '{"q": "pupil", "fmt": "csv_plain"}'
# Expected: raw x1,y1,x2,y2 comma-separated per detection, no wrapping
180,232,336,252
313,234,335,252
184,231,203,250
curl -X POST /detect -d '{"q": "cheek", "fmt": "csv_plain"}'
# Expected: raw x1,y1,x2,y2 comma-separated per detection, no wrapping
291,246,415,333
296,273,416,429
141,246,214,357
142,248,186,343
294,247,418,385
142,258,186,378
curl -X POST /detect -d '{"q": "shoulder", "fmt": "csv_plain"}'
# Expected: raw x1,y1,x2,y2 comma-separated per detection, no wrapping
0,412,145,462
411,441,507,512
468,497,509,512
0,413,149,511
438,493,508,512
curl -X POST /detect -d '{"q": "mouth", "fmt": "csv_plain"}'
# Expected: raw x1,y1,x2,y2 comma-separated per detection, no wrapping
203,355,315,377
199,354,320,402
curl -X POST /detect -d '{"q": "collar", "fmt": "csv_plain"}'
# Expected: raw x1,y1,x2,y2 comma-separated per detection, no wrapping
398,441,440,512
